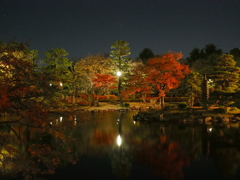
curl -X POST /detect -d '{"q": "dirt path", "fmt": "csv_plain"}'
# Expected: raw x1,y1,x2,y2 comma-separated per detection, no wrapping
78,102,156,111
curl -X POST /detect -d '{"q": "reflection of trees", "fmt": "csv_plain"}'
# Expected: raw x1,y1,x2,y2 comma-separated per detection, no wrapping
131,135,189,180
203,124,240,177
167,124,202,161
110,148,132,179
110,112,132,179
0,114,77,180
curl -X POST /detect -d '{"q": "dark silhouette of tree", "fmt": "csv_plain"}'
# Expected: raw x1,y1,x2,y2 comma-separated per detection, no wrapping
139,48,154,64
187,43,222,66
230,48,240,67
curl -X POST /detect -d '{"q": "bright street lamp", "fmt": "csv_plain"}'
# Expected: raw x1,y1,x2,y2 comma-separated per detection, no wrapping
116,71,122,77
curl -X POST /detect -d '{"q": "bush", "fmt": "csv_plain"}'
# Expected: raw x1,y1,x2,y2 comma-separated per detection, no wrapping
78,101,89,106
80,94,88,100
98,95,107,101
105,95,118,101
164,103,176,110
213,107,226,114
124,102,130,107
178,102,188,109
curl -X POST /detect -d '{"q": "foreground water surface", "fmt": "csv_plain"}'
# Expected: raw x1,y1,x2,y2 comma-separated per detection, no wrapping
1,111,240,180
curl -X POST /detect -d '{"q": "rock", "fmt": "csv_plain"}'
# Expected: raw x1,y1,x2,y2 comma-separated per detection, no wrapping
205,116,212,122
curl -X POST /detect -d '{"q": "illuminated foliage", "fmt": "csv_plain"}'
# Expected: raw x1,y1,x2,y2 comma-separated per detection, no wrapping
146,52,191,108
110,40,132,105
92,73,117,104
123,62,152,102
74,55,113,106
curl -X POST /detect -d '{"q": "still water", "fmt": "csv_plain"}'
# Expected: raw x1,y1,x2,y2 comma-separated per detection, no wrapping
1,111,240,180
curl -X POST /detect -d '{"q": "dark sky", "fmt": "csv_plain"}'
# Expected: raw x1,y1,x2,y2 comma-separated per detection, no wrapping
1,0,240,59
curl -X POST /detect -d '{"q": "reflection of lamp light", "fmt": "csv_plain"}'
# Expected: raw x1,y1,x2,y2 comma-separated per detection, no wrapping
117,135,122,146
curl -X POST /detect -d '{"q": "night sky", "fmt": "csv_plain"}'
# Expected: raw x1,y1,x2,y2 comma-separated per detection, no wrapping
1,0,240,60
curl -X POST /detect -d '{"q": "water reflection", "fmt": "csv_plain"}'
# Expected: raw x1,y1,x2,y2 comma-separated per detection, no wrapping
1,112,240,179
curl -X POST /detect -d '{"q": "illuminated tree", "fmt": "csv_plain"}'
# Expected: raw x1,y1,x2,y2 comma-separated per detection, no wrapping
110,40,132,106
147,52,191,108
211,54,240,92
0,41,42,114
123,62,152,103
75,55,112,106
41,48,72,100
92,73,117,105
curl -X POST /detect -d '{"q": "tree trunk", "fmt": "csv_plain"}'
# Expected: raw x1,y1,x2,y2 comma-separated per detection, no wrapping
118,76,123,106
72,86,76,104
142,93,146,103
88,93,95,106
159,96,165,109
95,94,100,106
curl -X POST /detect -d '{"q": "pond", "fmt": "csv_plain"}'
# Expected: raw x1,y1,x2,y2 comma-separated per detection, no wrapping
1,111,240,180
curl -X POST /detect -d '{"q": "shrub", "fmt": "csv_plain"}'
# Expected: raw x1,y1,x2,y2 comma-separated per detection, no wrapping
229,107,240,112
124,102,130,107
80,94,88,100
105,95,118,101
178,102,188,109
165,97,187,102
98,95,107,101
213,107,226,114
78,100,89,106
164,103,176,110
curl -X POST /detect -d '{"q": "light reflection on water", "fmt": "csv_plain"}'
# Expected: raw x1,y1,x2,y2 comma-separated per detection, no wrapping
1,111,240,180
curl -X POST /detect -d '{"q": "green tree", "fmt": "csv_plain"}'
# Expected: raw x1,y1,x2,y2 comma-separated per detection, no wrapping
41,48,72,100
110,40,132,106
211,54,240,92
209,54,240,106
177,71,202,106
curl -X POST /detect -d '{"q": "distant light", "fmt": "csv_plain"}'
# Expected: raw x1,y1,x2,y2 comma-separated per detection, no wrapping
49,83,52,86
60,82,63,86
117,135,122,146
208,127,212,132
116,71,122,77
60,116,63,122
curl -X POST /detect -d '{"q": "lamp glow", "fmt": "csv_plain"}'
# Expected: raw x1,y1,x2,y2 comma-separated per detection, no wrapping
117,135,122,146
116,71,122,77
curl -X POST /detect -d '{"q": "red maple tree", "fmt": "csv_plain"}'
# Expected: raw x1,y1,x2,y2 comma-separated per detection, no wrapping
146,52,191,108
92,73,117,104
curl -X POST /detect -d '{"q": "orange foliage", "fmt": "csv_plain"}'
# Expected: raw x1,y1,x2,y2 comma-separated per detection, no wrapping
92,73,117,90
146,52,191,97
